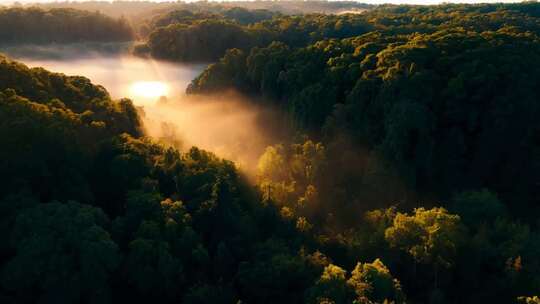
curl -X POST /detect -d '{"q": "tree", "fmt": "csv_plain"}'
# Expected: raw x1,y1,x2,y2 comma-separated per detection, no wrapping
0,7,134,44
237,239,313,304
123,236,184,300
519,296,540,304
182,284,236,304
451,189,506,228
348,259,405,304
385,207,463,287
306,264,356,304
2,201,119,304
256,140,328,228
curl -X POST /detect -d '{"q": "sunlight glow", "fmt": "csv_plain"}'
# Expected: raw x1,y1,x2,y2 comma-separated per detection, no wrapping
129,81,169,99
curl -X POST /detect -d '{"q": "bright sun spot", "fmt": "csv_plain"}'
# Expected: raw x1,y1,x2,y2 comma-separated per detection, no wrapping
129,81,169,99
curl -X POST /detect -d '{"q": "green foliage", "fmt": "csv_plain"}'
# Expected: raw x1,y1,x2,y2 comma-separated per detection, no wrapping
148,7,277,30
182,284,235,304
2,201,119,304
256,140,328,230
0,55,308,304
223,7,277,25
451,189,506,228
124,237,184,299
307,259,403,304
189,5,540,220
385,207,463,269
3,2,540,303
255,138,411,233
0,55,142,204
519,296,540,304
141,12,371,62
146,20,267,62
0,7,133,44
237,240,314,303
35,1,371,19
348,259,404,304
306,264,356,304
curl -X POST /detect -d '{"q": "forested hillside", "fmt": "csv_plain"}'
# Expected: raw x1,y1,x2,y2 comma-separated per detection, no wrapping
138,2,540,62
35,1,371,18
0,7,133,44
137,12,372,62
1,2,540,304
185,2,540,303
188,2,540,221
0,55,311,304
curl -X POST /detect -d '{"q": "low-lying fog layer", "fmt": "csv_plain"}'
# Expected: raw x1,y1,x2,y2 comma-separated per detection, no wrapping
1,44,204,104
1,44,287,175
143,93,288,174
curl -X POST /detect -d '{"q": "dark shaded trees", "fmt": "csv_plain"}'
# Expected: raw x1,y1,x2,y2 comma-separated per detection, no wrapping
0,7,133,44
146,20,265,62
185,3,540,302
0,55,317,304
2,201,119,304
0,55,142,204
189,24,540,220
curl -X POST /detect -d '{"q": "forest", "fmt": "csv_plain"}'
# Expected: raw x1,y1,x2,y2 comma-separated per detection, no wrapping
1,1,540,304
33,1,372,18
0,7,133,44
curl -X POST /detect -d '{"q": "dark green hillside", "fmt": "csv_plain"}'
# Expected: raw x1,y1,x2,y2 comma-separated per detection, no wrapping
188,4,540,222
185,4,540,302
1,2,540,304
0,55,315,304
0,7,133,44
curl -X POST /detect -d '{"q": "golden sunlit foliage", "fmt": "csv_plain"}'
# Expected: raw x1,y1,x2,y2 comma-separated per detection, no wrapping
385,208,463,267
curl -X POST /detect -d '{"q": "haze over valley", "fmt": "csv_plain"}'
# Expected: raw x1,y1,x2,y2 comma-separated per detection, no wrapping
0,44,288,174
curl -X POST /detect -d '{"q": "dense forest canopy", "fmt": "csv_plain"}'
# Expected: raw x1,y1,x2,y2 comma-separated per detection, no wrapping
0,7,133,44
188,2,540,221
135,1,540,61
1,1,540,304
32,1,372,18
0,54,309,304
135,10,374,61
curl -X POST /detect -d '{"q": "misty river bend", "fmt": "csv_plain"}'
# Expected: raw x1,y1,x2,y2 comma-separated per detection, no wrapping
0,44,286,174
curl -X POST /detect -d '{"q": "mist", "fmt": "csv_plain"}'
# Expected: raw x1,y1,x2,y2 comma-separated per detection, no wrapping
142,93,289,176
0,44,204,103
0,44,287,176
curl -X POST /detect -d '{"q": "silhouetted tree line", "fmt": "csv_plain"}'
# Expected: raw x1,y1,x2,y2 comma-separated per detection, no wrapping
0,7,133,44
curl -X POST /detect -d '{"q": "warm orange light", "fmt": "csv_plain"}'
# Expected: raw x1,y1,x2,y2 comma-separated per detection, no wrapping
129,81,169,99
